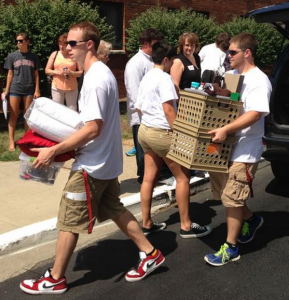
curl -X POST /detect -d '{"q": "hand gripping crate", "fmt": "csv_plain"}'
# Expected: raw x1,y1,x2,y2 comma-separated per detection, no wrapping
176,89,243,133
167,123,235,173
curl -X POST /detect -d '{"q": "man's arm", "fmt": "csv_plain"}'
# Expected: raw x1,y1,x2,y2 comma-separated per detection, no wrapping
32,119,103,168
124,62,143,113
208,110,262,143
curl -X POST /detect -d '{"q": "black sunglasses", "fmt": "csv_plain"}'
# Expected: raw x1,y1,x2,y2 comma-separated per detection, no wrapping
228,50,242,56
16,39,25,44
67,40,88,47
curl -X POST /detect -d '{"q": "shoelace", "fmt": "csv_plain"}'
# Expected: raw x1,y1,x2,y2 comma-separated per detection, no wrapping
191,223,205,230
133,257,145,271
241,222,249,236
215,244,230,264
31,269,51,283
32,274,44,283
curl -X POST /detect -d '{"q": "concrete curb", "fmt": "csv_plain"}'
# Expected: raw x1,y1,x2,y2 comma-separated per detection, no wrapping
0,174,210,257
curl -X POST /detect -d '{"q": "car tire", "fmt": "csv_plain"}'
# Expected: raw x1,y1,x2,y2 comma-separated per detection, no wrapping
271,161,289,182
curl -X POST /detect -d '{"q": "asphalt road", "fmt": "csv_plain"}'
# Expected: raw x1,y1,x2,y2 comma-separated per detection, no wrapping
1,163,289,300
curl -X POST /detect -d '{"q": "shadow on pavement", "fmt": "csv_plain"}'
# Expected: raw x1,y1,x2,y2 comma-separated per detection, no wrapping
200,210,289,257
204,199,222,206
265,178,289,198
164,202,217,230
69,230,177,289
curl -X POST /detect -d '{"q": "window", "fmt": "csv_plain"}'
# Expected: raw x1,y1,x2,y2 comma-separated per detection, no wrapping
82,1,124,49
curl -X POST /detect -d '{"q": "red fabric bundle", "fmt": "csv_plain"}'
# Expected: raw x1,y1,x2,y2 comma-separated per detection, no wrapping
16,130,75,162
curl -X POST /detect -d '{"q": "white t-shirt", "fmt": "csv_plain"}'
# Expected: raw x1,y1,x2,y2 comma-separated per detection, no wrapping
135,68,178,130
229,67,272,163
124,49,154,126
199,43,226,76
72,61,123,179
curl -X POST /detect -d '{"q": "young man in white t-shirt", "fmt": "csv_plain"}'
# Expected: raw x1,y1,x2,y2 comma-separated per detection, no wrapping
124,29,175,187
199,32,230,79
204,33,272,266
20,22,165,295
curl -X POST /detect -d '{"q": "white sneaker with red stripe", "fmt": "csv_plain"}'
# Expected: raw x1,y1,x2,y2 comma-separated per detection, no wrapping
125,249,165,282
20,268,67,294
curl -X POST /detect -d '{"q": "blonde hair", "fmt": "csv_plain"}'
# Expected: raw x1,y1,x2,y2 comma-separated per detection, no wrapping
97,40,112,56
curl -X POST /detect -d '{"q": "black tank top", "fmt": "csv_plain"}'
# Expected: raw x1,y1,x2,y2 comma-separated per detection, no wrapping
177,53,201,90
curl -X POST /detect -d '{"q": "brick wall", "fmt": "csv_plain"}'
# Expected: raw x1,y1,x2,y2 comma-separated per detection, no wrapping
107,51,128,99
103,0,286,26
97,0,285,100
2,0,285,101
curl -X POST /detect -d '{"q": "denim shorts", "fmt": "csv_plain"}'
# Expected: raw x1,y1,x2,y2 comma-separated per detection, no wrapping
9,93,33,98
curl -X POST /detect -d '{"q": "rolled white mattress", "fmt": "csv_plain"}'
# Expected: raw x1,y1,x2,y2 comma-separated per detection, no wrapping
24,97,84,142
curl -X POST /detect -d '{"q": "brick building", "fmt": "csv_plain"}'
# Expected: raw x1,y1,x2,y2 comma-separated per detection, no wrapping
3,0,287,99
90,0,285,98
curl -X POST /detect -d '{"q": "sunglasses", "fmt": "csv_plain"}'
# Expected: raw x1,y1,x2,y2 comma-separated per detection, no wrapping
228,50,242,56
67,40,88,47
16,39,25,44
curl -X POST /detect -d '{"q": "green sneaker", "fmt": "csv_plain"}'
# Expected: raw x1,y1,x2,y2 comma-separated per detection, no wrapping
204,243,241,266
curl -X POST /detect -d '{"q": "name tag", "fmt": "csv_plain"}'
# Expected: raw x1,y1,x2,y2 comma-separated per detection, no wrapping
188,65,195,71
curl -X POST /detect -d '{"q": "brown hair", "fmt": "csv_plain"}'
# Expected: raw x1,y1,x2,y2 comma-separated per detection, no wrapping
230,32,258,58
69,21,101,51
16,32,30,41
97,40,112,56
138,28,164,45
58,33,68,43
215,32,230,52
177,32,200,54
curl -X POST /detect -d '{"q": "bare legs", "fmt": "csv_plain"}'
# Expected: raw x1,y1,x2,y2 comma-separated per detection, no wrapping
140,150,192,231
164,157,191,231
141,151,163,229
113,210,153,253
51,210,154,280
226,204,253,244
51,231,79,279
8,95,33,150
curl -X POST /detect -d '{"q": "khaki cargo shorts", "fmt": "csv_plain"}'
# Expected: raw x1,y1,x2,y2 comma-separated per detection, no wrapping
221,161,258,207
138,123,172,157
57,170,126,234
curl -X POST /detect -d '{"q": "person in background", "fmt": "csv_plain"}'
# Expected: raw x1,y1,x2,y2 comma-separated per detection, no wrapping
97,40,112,64
45,33,83,111
20,22,165,295
170,32,201,96
199,32,230,83
125,28,174,185
3,32,41,151
97,40,136,158
126,146,136,156
198,32,231,201
136,41,212,238
170,32,201,180
204,33,271,266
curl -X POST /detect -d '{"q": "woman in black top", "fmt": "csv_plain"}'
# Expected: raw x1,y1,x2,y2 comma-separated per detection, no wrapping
171,32,201,95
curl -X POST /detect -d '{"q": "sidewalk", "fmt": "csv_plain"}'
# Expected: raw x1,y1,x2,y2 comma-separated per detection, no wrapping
0,140,210,257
